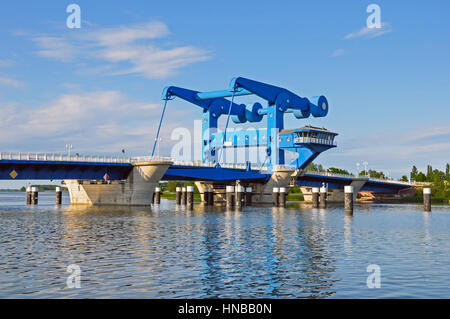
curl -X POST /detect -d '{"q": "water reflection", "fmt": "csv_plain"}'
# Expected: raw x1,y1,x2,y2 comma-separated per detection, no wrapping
1,193,450,298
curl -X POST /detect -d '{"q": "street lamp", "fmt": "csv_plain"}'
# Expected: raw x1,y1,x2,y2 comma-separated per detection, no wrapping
356,162,360,175
157,137,162,157
363,161,369,177
65,144,73,158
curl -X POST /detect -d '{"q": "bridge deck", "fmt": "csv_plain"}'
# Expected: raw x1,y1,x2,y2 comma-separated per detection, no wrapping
0,153,416,193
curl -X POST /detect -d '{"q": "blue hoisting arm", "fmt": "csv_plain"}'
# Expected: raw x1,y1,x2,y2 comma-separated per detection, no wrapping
161,86,246,118
229,77,329,118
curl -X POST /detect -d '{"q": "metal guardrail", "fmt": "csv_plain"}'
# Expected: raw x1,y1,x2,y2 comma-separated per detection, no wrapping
302,170,355,179
130,156,173,163
172,160,269,171
293,137,337,146
0,152,132,163
302,170,422,186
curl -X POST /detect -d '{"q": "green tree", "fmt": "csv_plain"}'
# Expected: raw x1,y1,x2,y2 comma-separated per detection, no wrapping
399,175,409,182
415,172,427,182
327,167,353,176
305,163,319,171
426,165,433,181
410,166,418,181
446,163,450,179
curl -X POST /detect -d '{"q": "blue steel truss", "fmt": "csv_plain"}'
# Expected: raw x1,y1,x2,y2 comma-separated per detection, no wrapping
158,77,336,172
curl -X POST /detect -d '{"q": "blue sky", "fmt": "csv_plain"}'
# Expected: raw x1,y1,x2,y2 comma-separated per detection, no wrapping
0,0,449,187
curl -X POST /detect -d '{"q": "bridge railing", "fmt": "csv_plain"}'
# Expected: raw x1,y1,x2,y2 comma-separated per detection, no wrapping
302,170,355,179
302,170,420,186
130,156,173,163
293,137,337,146
172,160,268,171
0,152,132,163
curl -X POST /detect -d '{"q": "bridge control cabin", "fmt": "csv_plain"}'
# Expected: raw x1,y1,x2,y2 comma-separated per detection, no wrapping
278,125,337,148
278,125,338,170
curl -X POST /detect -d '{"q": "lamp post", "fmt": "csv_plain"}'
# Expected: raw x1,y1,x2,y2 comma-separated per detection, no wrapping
356,162,360,175
65,144,73,158
363,161,369,177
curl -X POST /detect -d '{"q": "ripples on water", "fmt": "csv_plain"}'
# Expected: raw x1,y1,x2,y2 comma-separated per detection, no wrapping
0,192,449,298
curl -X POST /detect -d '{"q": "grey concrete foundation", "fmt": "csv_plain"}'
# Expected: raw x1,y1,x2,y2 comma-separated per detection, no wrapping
344,186,353,214
56,186,62,205
312,187,319,208
423,188,431,212
176,187,181,205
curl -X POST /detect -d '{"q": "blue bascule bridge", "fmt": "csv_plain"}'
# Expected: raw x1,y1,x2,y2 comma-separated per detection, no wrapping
0,77,415,206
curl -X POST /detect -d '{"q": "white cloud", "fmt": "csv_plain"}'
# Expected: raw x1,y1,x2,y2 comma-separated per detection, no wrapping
30,21,210,79
0,91,189,155
0,59,14,67
324,123,450,176
92,21,170,46
344,22,392,40
330,48,345,57
0,76,25,89
33,36,78,62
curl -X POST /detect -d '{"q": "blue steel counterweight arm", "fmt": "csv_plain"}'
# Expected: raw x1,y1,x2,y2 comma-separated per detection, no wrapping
161,86,246,117
230,77,329,118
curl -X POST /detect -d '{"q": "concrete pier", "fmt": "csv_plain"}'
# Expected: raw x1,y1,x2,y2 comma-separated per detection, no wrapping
204,187,212,206
208,188,215,206
26,186,32,205
312,187,319,208
31,186,38,205
236,186,244,209
56,186,62,205
187,186,194,209
154,187,161,205
245,187,252,206
176,187,181,205
319,186,327,208
226,186,235,208
64,159,172,206
182,187,187,206
272,187,279,207
344,186,354,214
279,187,287,207
423,188,431,212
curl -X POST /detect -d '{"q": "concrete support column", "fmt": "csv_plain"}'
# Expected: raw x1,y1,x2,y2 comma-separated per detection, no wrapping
176,187,182,205
31,186,38,205
210,188,215,206
205,188,212,206
312,187,319,208
319,186,327,208
272,187,279,207
236,186,244,209
423,188,431,212
187,186,194,210
182,187,187,206
279,187,287,207
226,186,235,208
245,187,252,206
345,186,354,214
26,186,32,205
56,186,62,205
154,187,161,205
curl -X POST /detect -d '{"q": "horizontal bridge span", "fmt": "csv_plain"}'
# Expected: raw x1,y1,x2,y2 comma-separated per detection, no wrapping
297,171,416,194
163,164,270,182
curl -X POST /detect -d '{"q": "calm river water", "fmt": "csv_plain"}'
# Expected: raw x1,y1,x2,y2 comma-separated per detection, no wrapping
0,192,449,298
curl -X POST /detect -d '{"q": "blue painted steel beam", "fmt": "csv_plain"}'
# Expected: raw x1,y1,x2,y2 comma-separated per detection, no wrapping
163,165,270,182
196,89,253,100
0,160,132,180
